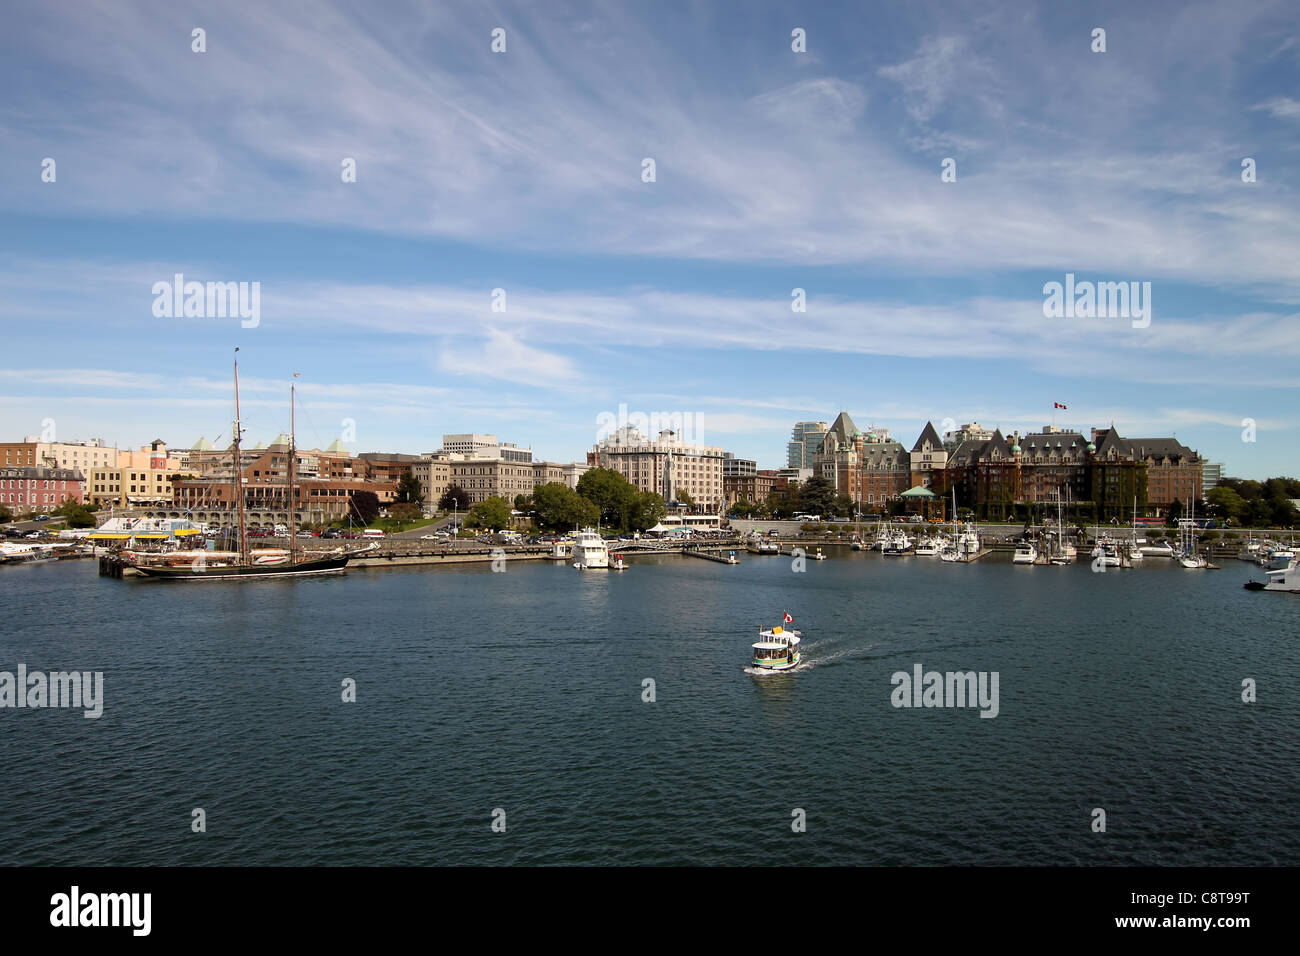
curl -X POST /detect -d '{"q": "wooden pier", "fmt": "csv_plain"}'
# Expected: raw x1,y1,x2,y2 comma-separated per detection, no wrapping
685,548,740,565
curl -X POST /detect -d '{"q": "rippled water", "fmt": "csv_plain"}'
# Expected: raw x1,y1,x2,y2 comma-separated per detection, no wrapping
1,551,1297,865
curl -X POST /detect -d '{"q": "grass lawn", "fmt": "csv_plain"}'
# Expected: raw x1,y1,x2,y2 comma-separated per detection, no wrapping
367,515,443,534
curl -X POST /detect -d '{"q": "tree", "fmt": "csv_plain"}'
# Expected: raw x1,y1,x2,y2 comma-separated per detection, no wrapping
0,505,12,524
389,502,421,523
766,485,797,518
799,475,835,516
675,489,695,509
395,473,424,506
348,491,380,525
832,493,855,518
468,496,512,531
1165,498,1184,527
730,498,756,518
514,493,530,511
1205,486,1248,526
55,499,97,528
1269,496,1299,527
439,484,469,512
630,491,667,531
532,482,600,532
576,468,640,528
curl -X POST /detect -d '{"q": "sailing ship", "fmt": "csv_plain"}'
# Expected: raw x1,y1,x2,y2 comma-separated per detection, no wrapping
131,353,350,580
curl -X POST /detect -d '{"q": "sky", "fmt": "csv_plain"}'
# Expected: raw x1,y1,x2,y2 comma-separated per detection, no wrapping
1,0,1297,478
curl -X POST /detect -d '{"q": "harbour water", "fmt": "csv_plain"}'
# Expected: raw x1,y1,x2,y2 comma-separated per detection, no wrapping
2,553,1297,866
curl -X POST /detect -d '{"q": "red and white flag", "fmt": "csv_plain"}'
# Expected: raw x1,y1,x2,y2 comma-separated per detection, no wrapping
783,612,793,623
1053,402,1067,409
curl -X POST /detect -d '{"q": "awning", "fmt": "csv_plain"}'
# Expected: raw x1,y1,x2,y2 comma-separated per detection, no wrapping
89,533,132,540
900,486,938,498
133,533,169,539
173,529,203,536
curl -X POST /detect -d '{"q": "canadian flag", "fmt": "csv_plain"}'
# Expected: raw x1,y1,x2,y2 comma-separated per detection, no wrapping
783,612,793,623
1054,402,1067,409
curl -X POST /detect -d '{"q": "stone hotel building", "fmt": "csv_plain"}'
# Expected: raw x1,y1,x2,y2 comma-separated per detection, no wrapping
589,426,725,512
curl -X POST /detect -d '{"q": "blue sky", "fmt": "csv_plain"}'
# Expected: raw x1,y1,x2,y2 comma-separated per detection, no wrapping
1,0,1297,477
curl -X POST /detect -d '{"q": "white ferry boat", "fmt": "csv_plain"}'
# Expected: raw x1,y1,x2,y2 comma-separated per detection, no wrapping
572,528,610,569
751,623,802,671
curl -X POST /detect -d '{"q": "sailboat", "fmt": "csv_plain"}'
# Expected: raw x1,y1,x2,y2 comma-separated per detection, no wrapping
131,353,350,580
1175,501,1208,569
1125,496,1144,564
939,487,961,561
1048,487,1076,564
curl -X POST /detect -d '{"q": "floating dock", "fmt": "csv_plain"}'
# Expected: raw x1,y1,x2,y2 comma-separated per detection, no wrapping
685,549,739,565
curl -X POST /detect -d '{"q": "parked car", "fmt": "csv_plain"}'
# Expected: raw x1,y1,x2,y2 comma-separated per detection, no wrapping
33,514,50,521
420,534,438,540
320,530,341,539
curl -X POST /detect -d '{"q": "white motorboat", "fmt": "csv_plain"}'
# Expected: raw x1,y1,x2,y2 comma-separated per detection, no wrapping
1139,542,1175,557
1012,541,1037,565
1091,537,1122,567
571,528,610,569
956,525,980,557
1244,556,1300,593
751,623,802,671
882,530,912,555
914,535,939,556
1264,547,1297,570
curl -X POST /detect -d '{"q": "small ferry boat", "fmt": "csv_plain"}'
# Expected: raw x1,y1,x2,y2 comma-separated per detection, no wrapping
572,528,610,569
751,623,802,671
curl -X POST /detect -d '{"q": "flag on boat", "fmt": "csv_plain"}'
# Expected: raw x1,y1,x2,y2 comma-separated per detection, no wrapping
783,612,793,623
1054,402,1067,409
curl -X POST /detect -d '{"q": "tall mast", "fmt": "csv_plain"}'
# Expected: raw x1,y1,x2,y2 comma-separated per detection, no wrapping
288,378,297,563
233,349,247,562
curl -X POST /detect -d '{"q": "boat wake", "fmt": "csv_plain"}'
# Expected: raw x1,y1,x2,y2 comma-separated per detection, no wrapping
743,641,878,676
796,641,878,671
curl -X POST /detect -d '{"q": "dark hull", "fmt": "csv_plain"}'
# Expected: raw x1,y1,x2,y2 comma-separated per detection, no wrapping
132,555,349,580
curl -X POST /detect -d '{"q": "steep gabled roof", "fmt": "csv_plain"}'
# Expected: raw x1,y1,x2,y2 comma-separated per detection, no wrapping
979,429,1013,461
1094,427,1131,459
826,410,859,446
911,421,944,453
